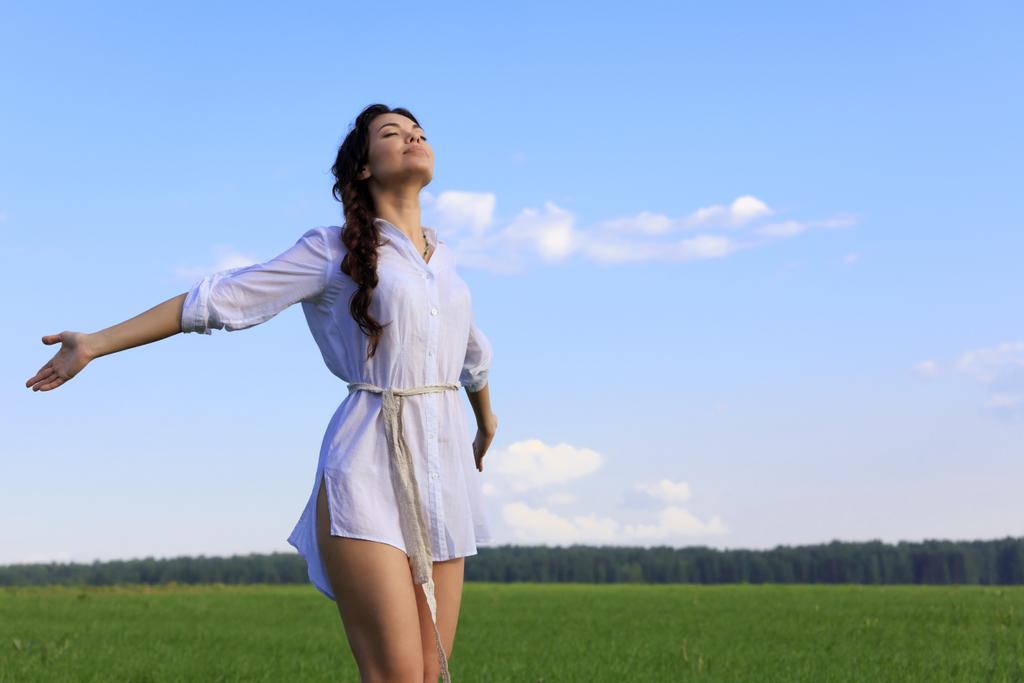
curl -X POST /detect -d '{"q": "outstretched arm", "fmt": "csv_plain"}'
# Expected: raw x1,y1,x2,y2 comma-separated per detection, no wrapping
26,225,331,392
90,291,188,359
25,292,188,392
180,226,330,334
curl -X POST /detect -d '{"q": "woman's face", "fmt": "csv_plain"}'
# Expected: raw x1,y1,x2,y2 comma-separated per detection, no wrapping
359,113,433,189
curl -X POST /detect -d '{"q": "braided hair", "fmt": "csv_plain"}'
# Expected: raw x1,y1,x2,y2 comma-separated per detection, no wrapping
330,104,424,360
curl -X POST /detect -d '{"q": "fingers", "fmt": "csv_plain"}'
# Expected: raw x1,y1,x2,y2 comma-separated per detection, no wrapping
34,368,65,391
27,335,67,389
35,376,64,392
28,368,61,391
26,365,53,388
27,337,60,387
31,378,55,391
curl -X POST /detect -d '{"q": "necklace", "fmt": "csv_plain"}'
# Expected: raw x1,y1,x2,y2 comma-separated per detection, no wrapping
377,217,429,262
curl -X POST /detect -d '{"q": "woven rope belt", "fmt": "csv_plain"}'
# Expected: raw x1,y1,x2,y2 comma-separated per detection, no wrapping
347,380,462,683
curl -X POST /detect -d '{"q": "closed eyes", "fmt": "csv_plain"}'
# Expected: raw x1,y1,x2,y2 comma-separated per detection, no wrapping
385,133,427,141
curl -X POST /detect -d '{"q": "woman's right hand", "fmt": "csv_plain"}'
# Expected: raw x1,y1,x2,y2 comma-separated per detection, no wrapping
25,331,95,392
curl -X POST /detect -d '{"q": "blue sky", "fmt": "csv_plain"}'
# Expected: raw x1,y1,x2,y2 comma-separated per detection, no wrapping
3,2,1022,565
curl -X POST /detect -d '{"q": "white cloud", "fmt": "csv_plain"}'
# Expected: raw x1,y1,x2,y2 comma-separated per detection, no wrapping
483,438,724,545
956,342,1024,383
578,239,662,264
501,503,581,541
481,481,499,497
950,341,1024,418
501,501,727,546
173,250,261,282
426,191,853,273
582,233,741,264
807,215,858,230
685,195,774,229
742,211,857,241
913,360,939,378
544,492,577,505
423,189,496,236
754,220,807,238
635,479,691,503
595,195,774,236
501,201,578,262
674,234,738,260
595,211,675,236
726,195,775,227
491,438,604,493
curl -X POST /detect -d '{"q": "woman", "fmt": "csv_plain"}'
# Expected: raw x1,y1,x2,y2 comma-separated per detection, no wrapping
24,103,499,683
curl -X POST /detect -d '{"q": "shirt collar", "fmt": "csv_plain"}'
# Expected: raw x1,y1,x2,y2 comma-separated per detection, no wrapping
373,217,437,251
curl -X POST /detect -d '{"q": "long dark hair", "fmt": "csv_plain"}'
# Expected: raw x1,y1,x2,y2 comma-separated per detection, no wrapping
330,104,423,361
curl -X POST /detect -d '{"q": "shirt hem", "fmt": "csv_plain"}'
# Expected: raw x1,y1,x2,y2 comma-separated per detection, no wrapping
309,525,480,563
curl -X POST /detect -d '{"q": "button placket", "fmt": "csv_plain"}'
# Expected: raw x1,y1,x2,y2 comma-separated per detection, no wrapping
424,264,445,554
376,218,447,555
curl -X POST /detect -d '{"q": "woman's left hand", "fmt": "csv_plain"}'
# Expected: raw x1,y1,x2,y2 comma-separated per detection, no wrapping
473,413,498,472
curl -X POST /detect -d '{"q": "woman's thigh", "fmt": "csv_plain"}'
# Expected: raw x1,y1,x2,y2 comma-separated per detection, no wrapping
415,556,465,682
315,474,424,683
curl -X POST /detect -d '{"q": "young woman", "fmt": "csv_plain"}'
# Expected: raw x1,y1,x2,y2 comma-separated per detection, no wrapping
25,103,499,683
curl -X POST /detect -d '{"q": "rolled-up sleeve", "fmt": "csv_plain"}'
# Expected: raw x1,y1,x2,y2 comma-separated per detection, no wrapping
459,314,493,393
181,227,332,335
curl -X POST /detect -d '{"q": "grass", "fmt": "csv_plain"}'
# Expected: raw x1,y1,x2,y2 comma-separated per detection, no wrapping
2,582,1023,682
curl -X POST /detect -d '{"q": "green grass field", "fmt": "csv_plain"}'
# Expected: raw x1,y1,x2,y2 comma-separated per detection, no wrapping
2,582,1022,682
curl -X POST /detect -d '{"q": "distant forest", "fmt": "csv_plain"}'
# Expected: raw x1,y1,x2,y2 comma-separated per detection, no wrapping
2,537,1022,588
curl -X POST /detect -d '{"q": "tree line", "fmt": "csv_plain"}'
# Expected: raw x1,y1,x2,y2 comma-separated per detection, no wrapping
2,537,1021,588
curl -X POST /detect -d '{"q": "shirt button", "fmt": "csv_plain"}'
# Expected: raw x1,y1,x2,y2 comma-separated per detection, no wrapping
427,349,434,357
430,472,439,480
430,307,438,315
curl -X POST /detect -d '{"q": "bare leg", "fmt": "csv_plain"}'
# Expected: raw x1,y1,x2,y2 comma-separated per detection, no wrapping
416,555,465,683
315,473,424,683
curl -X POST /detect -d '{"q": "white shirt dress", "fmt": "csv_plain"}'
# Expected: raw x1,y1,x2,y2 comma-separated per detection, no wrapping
180,217,495,604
